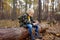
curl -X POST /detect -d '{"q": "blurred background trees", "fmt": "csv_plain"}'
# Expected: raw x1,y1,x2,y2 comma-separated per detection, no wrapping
0,0,60,21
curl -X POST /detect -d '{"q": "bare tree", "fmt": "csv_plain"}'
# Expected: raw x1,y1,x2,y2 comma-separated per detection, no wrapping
11,0,17,20
38,0,41,22
29,0,31,8
1,0,5,19
0,0,2,19
25,0,27,13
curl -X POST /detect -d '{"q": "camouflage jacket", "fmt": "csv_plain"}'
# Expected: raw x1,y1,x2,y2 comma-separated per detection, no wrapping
18,13,35,27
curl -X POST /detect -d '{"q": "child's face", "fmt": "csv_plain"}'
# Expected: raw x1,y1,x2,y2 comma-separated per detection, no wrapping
28,11,34,17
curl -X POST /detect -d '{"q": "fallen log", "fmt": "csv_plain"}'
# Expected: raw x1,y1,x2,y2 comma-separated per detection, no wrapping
0,28,29,40
0,24,49,40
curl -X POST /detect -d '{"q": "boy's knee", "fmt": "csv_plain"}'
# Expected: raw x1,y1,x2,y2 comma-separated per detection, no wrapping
27,24,32,28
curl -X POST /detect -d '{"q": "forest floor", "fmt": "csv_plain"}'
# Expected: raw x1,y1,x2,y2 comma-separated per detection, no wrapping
0,20,60,40
0,20,19,28
41,21,60,40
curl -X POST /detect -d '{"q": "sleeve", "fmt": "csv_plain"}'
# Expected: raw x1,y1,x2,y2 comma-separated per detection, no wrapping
18,14,28,23
18,16,23,23
31,17,35,23
18,15,22,20
18,14,26,21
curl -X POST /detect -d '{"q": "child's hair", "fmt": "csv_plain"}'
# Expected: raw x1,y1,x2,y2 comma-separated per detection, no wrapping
26,8,34,14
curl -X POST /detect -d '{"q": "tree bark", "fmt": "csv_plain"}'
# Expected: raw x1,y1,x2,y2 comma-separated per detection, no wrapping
38,0,41,22
11,0,17,20
25,0,27,13
0,26,48,40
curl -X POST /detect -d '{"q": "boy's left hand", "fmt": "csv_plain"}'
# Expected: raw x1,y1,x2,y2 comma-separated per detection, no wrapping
33,20,39,25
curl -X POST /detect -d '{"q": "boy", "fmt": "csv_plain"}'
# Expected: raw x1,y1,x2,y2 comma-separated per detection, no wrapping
18,8,42,40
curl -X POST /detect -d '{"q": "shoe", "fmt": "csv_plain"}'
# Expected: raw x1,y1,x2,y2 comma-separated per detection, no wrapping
35,35,42,39
35,36,42,39
35,38,40,40
38,36,42,39
32,38,35,40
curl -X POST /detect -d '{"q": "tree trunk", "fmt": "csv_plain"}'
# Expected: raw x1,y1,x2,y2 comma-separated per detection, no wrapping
38,0,41,22
0,0,2,19
0,25,48,40
25,0,27,13
29,0,31,8
11,0,17,20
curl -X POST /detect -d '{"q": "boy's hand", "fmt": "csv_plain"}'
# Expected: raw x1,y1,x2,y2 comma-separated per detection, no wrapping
33,23,37,25
33,20,39,25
